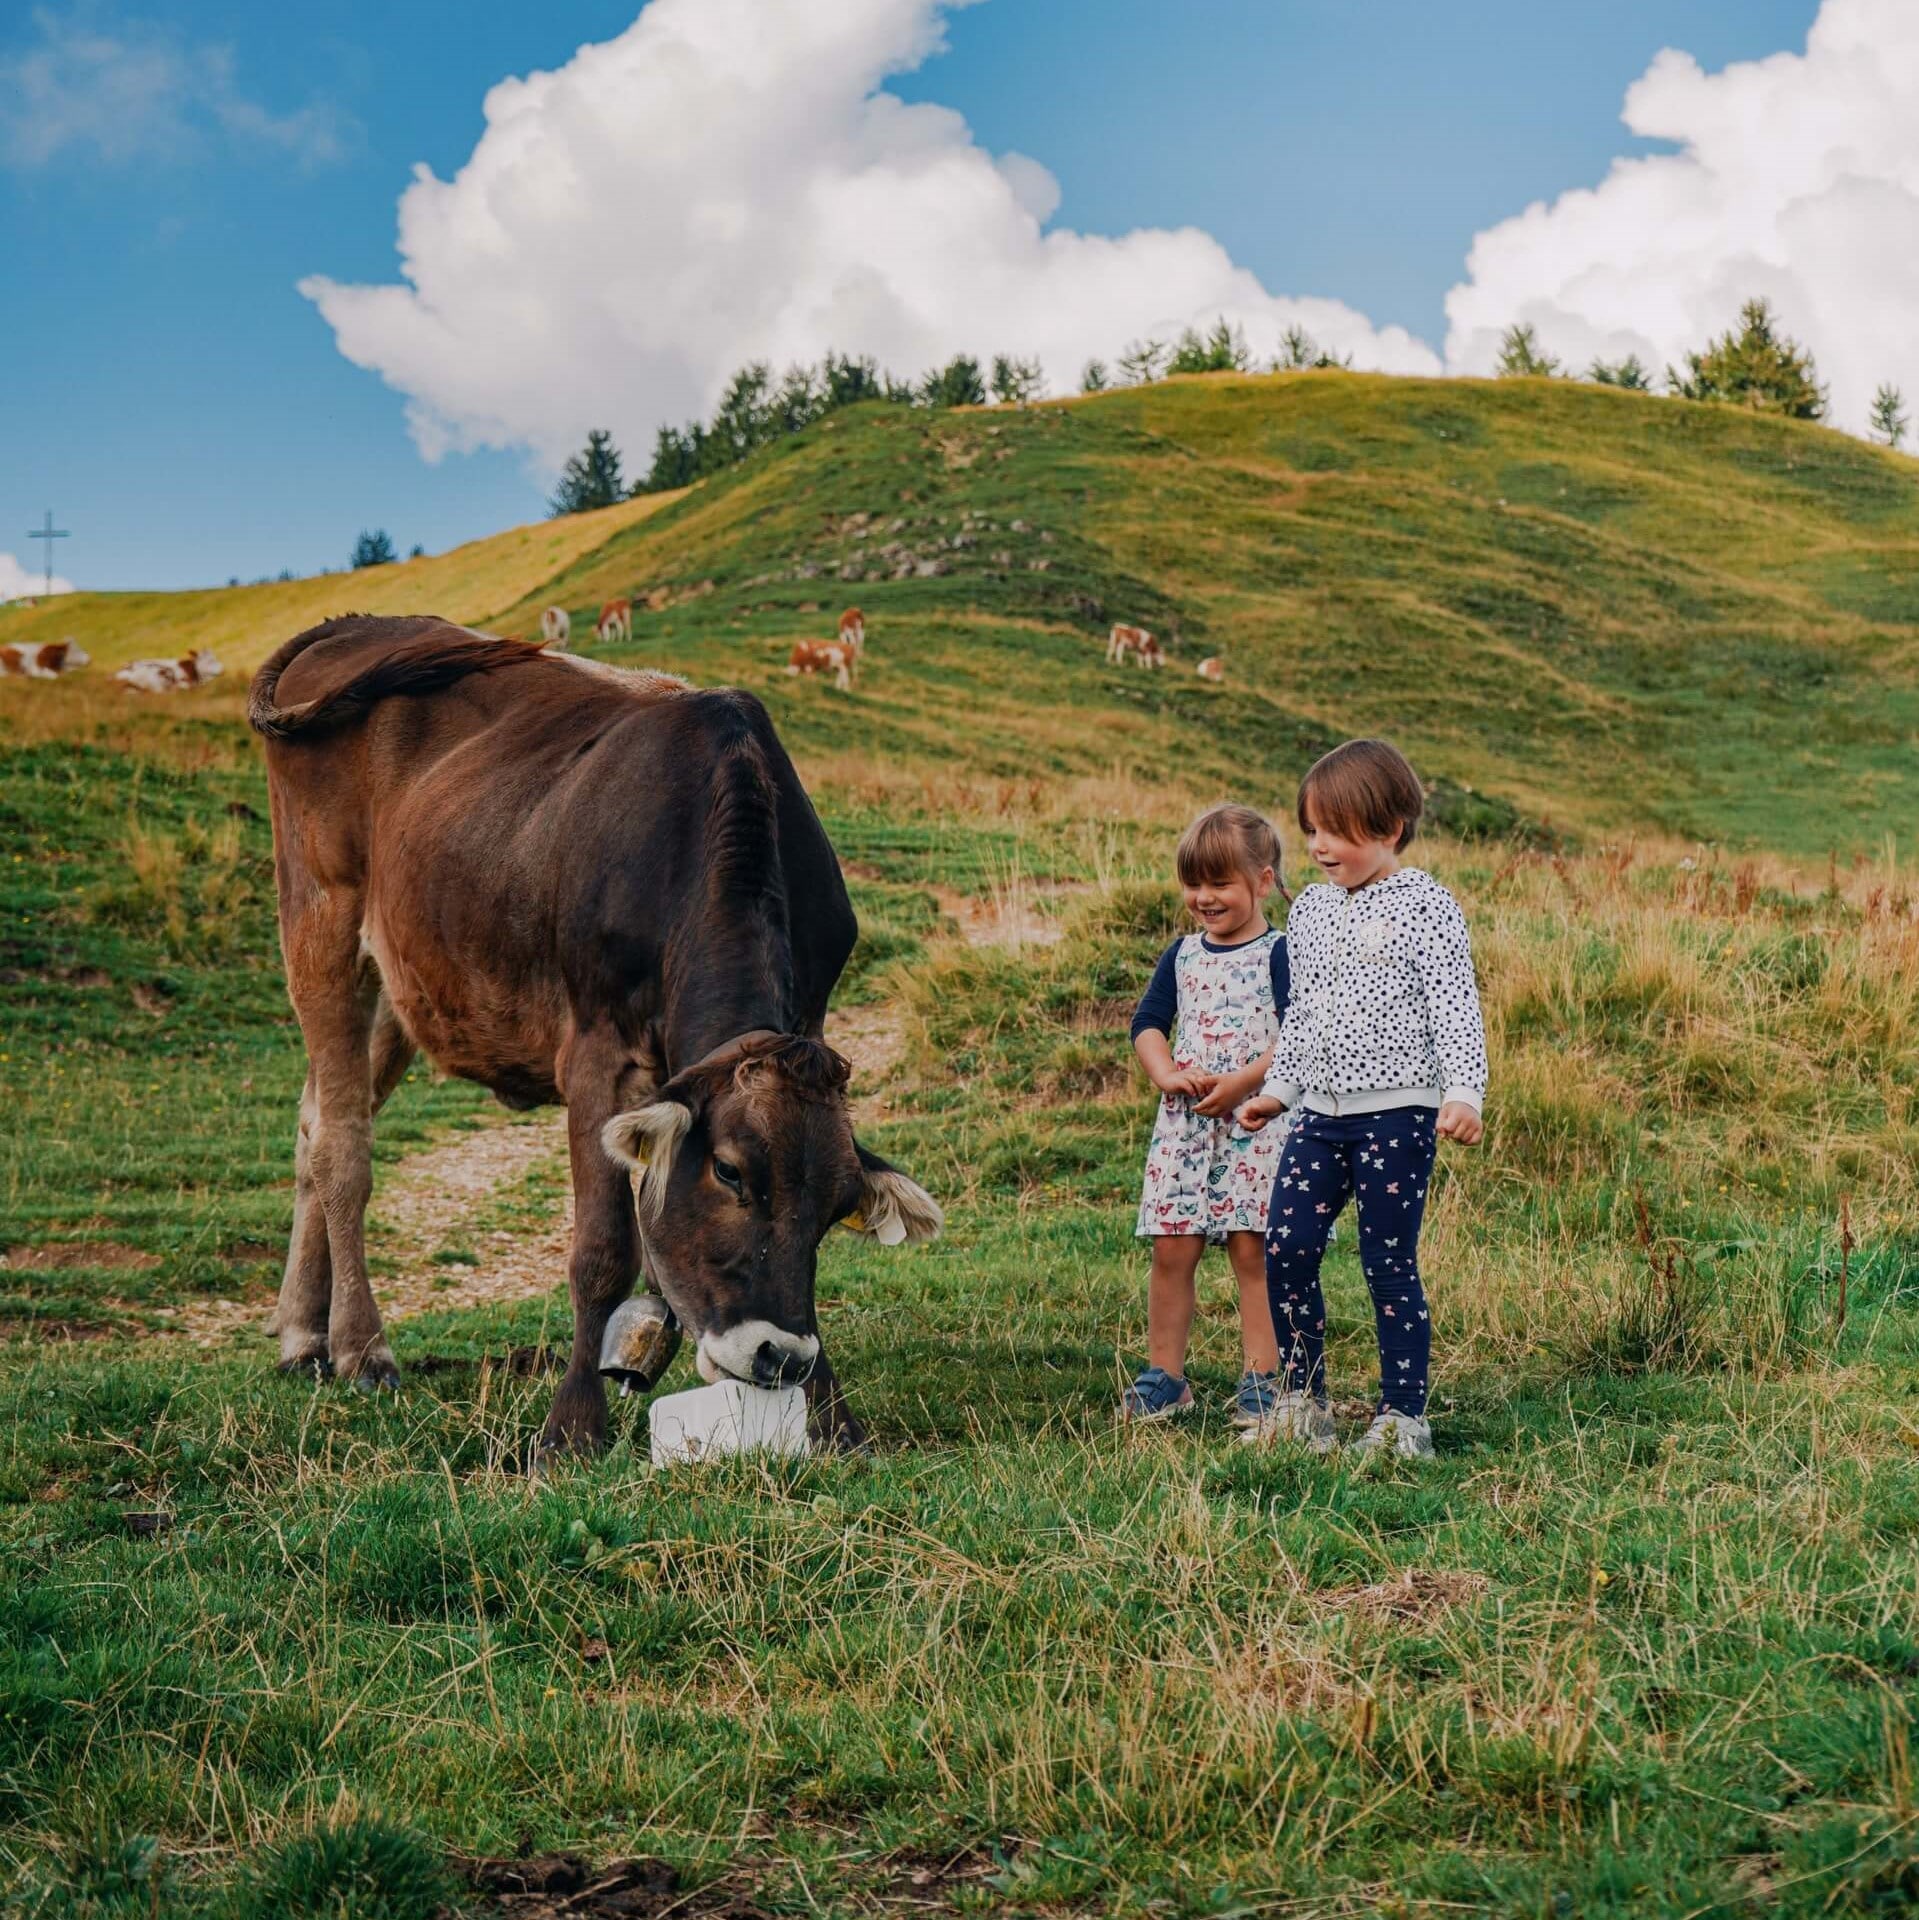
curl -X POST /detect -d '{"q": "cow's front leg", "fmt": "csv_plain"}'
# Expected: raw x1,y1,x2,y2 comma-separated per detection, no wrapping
804,1345,868,1453
541,1094,642,1460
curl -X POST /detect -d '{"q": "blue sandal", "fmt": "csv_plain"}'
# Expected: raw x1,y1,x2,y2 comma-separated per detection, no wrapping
1122,1365,1195,1422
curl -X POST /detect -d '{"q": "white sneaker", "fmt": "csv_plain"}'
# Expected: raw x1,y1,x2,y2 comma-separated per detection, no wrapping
1350,1411,1435,1459
1240,1389,1336,1452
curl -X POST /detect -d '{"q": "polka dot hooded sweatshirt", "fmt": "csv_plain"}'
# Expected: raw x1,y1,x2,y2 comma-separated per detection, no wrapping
1259,867,1488,1117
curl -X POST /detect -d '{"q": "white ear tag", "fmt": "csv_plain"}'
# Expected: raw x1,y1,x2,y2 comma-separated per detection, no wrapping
874,1213,908,1247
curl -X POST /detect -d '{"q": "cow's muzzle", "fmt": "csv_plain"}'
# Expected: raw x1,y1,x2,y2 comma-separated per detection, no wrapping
695,1320,819,1389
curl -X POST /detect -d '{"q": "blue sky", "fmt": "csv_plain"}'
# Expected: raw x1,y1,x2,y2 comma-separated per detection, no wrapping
3,0,1821,593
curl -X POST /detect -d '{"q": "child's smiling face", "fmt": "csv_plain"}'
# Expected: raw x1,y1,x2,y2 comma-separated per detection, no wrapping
1183,865,1272,943
1302,813,1401,889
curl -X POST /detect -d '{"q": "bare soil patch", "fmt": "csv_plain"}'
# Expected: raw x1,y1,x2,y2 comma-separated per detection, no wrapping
2,1241,161,1271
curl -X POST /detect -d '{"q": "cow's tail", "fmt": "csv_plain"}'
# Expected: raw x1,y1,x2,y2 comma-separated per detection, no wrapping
248,615,543,741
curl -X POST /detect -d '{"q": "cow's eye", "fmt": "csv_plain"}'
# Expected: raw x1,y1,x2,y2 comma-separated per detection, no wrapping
712,1156,744,1194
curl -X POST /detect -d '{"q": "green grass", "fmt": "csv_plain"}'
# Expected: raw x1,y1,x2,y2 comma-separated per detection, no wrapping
4,374,1919,1915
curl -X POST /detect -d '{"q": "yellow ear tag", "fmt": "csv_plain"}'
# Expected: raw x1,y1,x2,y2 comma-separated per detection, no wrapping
843,1210,867,1233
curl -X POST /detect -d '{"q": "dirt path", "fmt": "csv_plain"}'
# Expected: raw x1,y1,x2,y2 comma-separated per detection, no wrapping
172,999,912,1346
172,1113,572,1345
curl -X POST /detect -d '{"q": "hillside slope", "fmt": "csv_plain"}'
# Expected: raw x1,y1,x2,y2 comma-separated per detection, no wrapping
0,489,680,674
8,373,1916,854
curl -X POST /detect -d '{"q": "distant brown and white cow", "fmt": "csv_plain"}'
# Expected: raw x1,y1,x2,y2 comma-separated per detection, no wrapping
597,599,632,646
0,639,90,679
541,606,572,650
115,648,225,694
838,607,865,653
1196,657,1225,683
789,639,857,693
1107,624,1164,669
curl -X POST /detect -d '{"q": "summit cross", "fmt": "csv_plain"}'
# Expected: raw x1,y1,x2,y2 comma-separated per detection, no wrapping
26,509,69,596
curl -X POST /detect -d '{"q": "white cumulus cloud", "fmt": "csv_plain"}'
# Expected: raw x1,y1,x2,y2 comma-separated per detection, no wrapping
299,0,1439,470
0,553,75,602
1444,0,1919,433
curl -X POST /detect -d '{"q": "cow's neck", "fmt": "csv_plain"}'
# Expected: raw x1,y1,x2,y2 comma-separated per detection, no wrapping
659,736,801,1073
661,922,796,1074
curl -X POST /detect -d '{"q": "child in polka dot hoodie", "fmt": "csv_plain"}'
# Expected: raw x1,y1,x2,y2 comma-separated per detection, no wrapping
1237,739,1487,1459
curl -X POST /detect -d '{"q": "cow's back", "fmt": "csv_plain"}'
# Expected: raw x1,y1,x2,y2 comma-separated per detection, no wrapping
254,615,854,1096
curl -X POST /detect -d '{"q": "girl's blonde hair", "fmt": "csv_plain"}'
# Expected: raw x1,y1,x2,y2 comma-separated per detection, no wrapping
1175,804,1284,894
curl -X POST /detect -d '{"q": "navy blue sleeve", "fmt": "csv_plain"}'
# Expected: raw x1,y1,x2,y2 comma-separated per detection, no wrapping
1270,937,1291,1024
1129,939,1182,1042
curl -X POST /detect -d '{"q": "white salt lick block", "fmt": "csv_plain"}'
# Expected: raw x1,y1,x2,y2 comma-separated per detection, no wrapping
647,1380,811,1468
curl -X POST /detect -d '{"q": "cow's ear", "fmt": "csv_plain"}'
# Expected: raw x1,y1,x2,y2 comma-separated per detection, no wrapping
843,1141,943,1246
602,1098,693,1218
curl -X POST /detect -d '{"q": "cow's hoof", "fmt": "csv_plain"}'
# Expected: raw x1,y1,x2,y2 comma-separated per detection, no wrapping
598,1293,681,1393
277,1349,332,1381
340,1345,402,1393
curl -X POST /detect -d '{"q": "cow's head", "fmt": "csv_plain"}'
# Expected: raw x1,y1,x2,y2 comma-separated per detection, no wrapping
602,1031,940,1387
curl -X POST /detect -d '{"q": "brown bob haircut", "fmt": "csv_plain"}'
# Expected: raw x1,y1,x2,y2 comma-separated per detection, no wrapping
1297,739,1424,851
1176,804,1284,892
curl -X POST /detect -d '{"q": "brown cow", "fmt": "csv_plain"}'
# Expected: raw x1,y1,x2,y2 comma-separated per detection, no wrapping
0,639,90,678
788,638,857,692
596,598,632,645
247,615,937,1459
1107,623,1164,669
838,607,865,652
115,648,224,693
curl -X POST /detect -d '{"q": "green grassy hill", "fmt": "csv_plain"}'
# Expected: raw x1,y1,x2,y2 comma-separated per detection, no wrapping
502,371,1919,857
7,371,1917,855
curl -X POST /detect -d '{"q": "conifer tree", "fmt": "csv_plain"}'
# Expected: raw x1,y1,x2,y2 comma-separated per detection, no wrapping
1495,324,1560,378
1667,299,1825,419
1869,383,1908,449
548,430,625,515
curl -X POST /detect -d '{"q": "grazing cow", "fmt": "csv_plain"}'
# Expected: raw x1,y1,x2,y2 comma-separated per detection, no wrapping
1196,657,1225,683
115,648,224,694
838,607,866,653
541,606,572,650
0,639,90,679
788,638,857,693
247,614,938,1457
597,598,632,646
1107,624,1164,670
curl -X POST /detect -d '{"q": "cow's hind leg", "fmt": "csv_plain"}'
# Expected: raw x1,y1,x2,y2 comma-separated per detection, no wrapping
274,992,414,1374
540,1076,642,1460
278,885,401,1388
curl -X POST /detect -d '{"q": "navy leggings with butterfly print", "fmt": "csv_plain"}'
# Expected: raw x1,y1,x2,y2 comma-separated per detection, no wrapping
1264,1106,1438,1415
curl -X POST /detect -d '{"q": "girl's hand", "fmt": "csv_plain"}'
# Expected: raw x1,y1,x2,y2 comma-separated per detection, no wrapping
1236,1095,1286,1133
1195,1069,1255,1117
1436,1102,1483,1145
1157,1068,1217,1100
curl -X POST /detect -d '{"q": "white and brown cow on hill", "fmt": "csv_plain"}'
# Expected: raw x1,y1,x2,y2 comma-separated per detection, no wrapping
838,607,865,653
597,599,632,646
789,638,857,693
1196,657,1225,684
1107,624,1164,669
541,606,572,650
0,639,90,679
115,648,225,694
